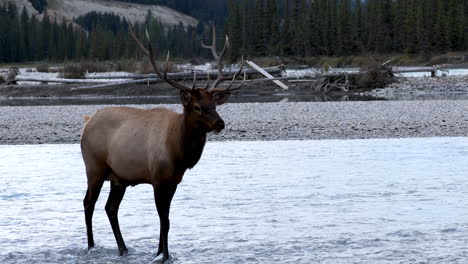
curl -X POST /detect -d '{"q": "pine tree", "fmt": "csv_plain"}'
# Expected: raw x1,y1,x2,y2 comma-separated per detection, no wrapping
5,3,20,62
354,0,364,54
280,0,293,55
337,0,354,55
266,0,279,55
226,0,242,61
0,5,7,62
434,0,449,52
20,7,30,61
317,0,330,55
41,14,51,60
252,0,266,56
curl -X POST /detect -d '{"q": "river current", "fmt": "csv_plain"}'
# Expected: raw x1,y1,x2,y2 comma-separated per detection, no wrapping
0,138,467,263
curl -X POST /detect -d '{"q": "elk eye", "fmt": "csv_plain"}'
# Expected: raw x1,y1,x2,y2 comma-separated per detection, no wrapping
193,105,201,113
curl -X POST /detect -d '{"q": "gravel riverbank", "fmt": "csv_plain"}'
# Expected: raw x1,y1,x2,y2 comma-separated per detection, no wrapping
0,100,466,145
369,76,468,100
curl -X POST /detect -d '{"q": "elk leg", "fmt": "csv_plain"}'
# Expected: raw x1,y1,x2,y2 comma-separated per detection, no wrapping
105,181,128,256
154,184,178,261
83,180,104,249
157,228,163,257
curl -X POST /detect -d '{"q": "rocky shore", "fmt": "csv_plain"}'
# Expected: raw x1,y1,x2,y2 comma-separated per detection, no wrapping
368,75,468,100
0,100,466,145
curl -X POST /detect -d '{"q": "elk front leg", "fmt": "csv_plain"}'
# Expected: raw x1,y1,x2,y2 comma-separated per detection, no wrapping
105,180,128,256
154,183,178,262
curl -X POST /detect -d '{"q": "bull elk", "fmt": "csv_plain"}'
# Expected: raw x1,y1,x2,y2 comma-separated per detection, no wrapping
81,26,244,261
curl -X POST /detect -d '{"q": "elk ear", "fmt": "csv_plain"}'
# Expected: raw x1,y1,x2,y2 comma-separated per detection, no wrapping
213,92,231,105
180,90,192,107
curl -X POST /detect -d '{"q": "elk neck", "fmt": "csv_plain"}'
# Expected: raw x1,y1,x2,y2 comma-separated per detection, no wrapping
174,111,207,170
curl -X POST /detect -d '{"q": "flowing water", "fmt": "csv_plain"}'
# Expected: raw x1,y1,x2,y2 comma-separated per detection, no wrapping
0,138,467,263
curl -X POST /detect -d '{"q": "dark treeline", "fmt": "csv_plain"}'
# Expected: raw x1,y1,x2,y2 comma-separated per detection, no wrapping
0,3,213,63
226,0,468,60
0,3,82,63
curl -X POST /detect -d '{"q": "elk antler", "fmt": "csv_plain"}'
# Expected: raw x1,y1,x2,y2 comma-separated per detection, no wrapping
129,24,192,91
201,25,245,92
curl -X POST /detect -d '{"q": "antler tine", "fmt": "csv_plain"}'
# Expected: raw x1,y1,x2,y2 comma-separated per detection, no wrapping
204,71,210,90
225,71,247,92
129,23,192,91
192,70,197,89
210,58,246,93
201,25,219,59
201,25,232,90
128,22,149,56
162,50,170,76
219,35,229,62
209,35,230,89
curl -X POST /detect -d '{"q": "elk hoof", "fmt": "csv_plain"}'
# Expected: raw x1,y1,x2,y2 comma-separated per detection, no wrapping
151,254,171,264
118,247,128,256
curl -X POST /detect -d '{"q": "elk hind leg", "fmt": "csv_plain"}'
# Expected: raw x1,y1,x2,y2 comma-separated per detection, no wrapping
83,167,107,249
105,179,128,256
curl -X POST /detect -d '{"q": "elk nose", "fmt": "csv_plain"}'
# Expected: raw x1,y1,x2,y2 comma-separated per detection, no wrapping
215,120,225,131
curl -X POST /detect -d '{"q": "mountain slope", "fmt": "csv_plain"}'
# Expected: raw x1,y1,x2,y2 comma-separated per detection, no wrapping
0,0,198,27
0,0,40,16
47,0,198,26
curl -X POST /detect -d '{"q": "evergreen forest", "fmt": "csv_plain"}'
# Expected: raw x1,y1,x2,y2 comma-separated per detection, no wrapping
225,0,468,60
0,0,467,64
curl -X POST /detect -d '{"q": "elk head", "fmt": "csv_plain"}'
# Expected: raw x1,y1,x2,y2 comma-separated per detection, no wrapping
129,25,244,133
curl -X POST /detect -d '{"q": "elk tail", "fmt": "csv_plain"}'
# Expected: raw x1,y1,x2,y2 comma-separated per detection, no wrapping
81,115,92,137
83,115,91,124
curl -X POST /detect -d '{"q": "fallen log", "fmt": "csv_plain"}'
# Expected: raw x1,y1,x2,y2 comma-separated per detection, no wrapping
392,66,437,77
84,66,284,80
15,77,102,84
71,78,160,90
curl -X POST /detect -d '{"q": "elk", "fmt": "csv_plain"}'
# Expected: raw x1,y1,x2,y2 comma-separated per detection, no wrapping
81,26,244,262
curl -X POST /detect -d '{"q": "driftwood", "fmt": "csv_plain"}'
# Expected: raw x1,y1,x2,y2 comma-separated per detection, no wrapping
0,68,19,85
392,66,437,77
246,60,288,89
11,63,441,94
71,78,160,90
289,64,438,93
71,65,284,90
15,77,101,84
84,66,283,80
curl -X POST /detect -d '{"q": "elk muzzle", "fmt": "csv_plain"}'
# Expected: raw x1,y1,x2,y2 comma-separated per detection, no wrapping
214,119,225,132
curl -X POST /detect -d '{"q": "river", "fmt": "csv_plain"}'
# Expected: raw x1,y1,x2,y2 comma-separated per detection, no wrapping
0,138,467,263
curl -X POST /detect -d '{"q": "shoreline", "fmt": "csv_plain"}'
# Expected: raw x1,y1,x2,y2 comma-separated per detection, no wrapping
1,100,466,145
1,75,468,107
1,136,466,146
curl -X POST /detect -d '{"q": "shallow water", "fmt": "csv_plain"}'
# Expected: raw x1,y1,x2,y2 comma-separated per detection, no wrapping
0,138,467,263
